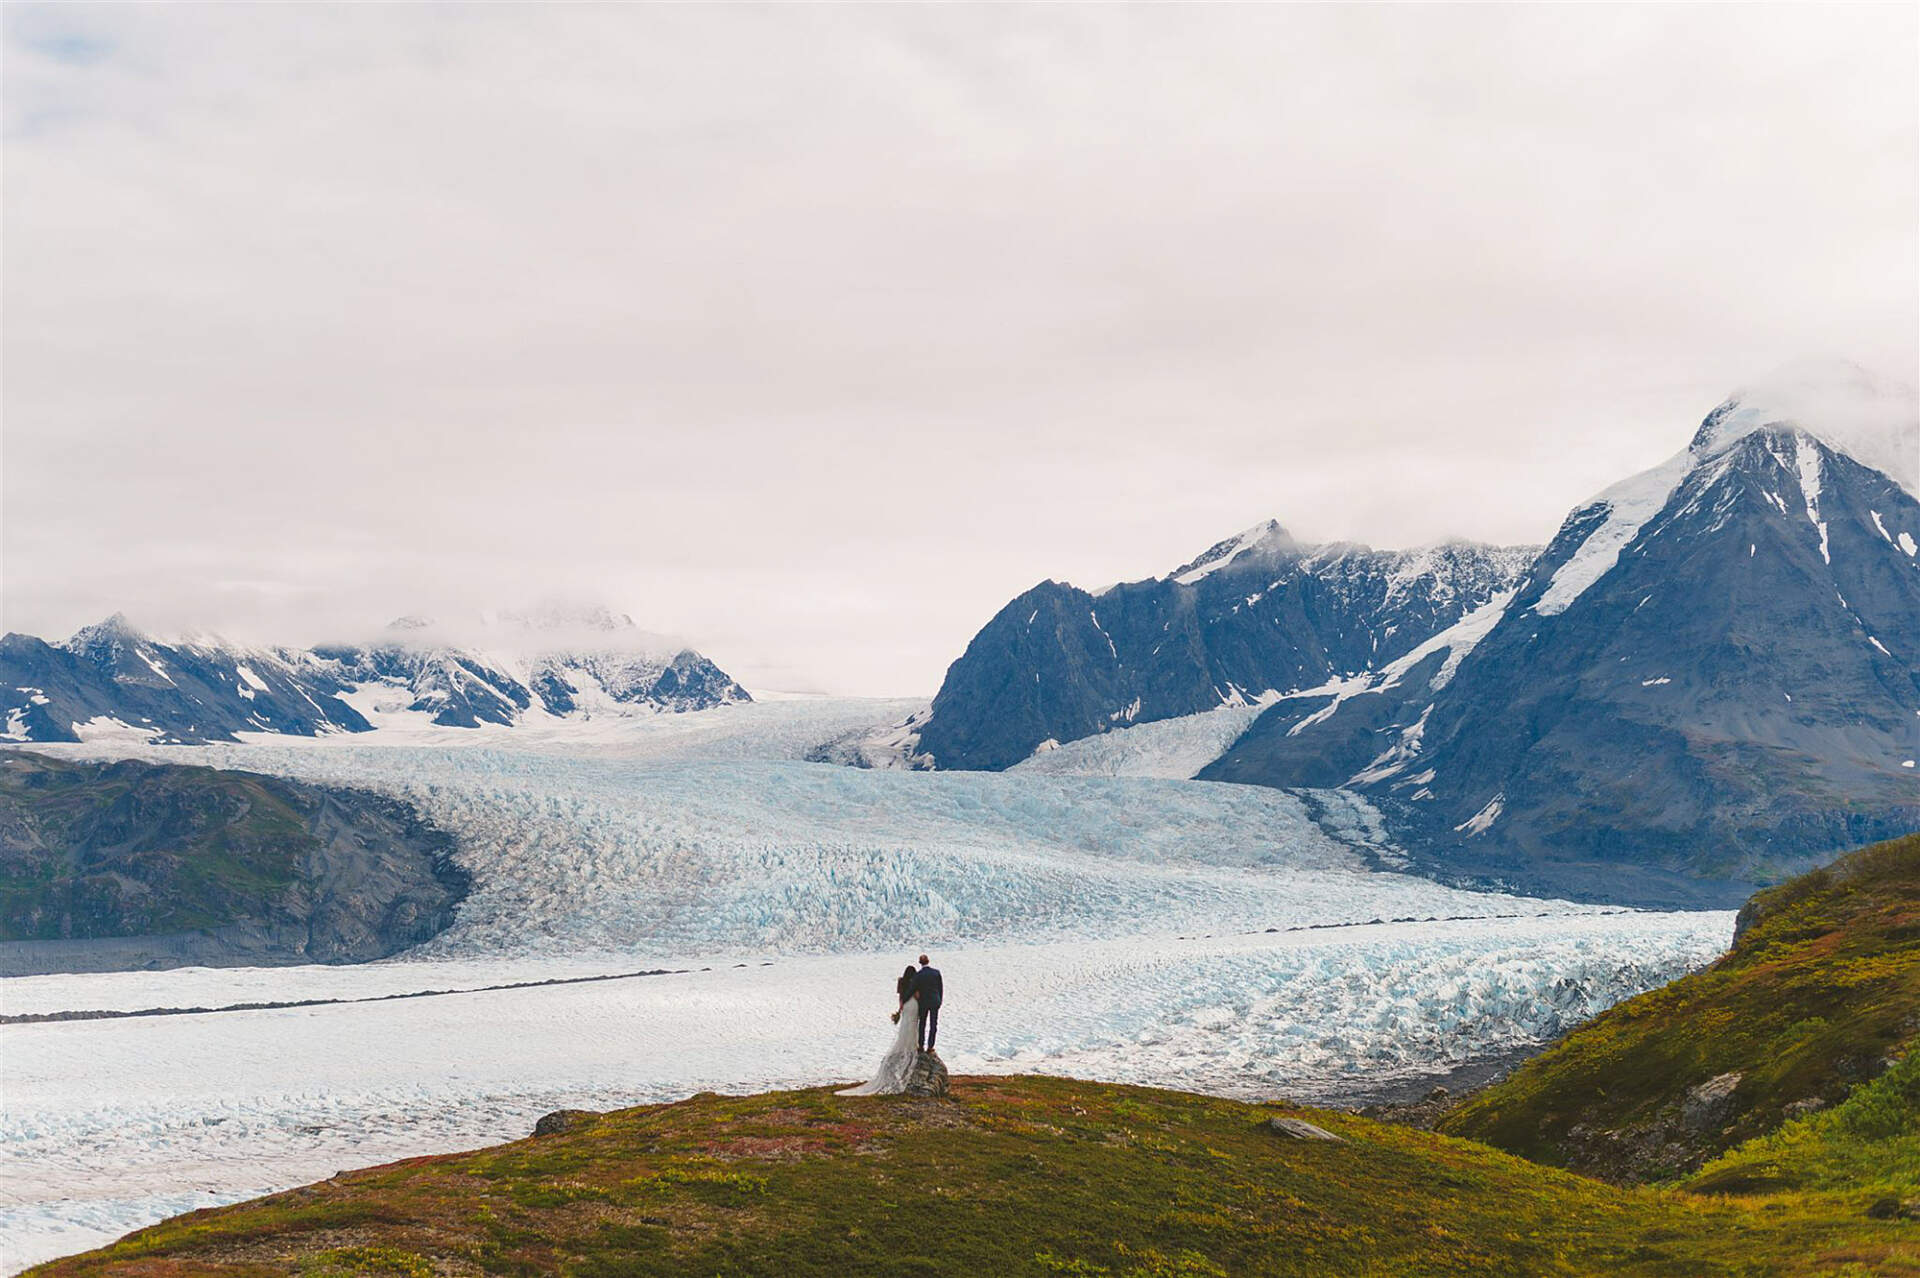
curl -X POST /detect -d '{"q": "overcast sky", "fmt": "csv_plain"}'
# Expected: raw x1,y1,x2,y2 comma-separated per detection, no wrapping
3,4,1915,695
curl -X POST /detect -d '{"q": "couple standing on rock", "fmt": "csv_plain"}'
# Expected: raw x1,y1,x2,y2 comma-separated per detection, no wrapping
838,955,944,1097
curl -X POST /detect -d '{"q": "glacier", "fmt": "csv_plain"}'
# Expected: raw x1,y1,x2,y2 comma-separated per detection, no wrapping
1007,696,1279,780
0,700,1735,1272
24,702,1604,961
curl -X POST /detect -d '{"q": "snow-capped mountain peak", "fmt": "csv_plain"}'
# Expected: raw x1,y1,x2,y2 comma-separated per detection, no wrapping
62,612,145,658
1530,362,1917,620
1170,519,1296,585
911,520,1538,771
1691,360,1918,495
1199,373,1920,902
1,608,750,745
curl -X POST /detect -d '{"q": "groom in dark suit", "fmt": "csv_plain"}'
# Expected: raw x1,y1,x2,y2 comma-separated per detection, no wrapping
910,954,943,1053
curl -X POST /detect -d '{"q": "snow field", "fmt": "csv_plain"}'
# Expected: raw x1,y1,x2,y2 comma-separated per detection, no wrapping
1007,697,1276,779
254,694,926,761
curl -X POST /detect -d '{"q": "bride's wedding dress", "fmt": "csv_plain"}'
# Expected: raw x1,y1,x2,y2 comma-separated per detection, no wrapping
837,995,920,1096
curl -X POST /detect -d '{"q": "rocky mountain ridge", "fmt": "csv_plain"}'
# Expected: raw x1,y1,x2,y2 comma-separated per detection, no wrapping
903,368,1920,902
0,611,750,745
906,531,1539,771
1204,379,1920,902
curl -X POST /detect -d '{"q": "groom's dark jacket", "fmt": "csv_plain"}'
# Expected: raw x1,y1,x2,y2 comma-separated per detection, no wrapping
911,965,943,1010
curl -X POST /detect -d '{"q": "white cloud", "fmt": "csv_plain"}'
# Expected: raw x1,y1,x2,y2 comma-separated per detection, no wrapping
3,4,1915,693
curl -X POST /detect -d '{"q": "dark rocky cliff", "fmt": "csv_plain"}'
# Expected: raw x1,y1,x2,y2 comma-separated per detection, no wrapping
0,751,469,974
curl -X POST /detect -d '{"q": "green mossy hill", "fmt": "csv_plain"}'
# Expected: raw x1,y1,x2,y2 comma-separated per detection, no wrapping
0,752,317,938
1441,832,1920,1181
1686,1050,1920,1206
27,1076,1920,1278
0,750,466,970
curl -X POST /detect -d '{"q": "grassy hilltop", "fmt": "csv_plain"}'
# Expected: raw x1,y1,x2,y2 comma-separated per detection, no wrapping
25,1074,1920,1278
28,835,1920,1278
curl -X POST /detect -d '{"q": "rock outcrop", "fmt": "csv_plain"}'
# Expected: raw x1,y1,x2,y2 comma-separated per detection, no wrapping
1682,1072,1744,1133
904,1052,950,1097
533,1109,602,1137
1267,1116,1344,1142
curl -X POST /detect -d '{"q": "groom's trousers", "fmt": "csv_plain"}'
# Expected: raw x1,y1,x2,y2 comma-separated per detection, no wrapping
918,1004,939,1052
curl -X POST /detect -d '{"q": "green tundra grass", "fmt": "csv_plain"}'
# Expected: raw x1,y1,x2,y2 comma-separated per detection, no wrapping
26,1071,1920,1278
1442,833,1920,1181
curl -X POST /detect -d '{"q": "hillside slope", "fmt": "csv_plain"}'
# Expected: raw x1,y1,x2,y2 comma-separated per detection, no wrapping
0,751,466,974
1441,832,1920,1181
28,1075,1917,1277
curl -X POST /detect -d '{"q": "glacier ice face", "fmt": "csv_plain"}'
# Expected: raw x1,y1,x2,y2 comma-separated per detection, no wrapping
35,719,1601,963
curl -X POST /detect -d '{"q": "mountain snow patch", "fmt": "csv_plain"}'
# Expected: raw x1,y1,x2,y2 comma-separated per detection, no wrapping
1533,450,1692,617
1792,434,1831,563
1012,696,1277,779
1172,520,1292,585
1454,795,1504,837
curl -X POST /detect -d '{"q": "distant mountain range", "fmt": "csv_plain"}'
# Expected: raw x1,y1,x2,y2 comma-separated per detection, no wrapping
908,364,1920,904
6,366,1914,905
0,607,750,744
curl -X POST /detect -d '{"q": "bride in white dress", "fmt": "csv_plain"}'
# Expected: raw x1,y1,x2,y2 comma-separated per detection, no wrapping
838,965,922,1096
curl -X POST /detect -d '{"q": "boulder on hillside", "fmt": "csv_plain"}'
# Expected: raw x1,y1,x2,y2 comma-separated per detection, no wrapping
1268,1116,1344,1142
905,1052,949,1097
1682,1073,1743,1132
533,1109,601,1137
